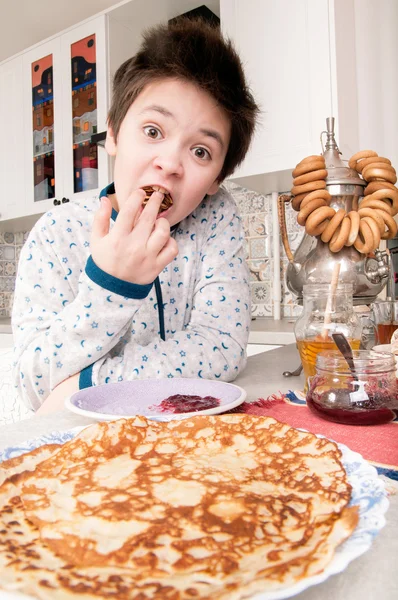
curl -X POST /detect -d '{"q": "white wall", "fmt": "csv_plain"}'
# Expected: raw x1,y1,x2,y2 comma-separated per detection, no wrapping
0,0,124,61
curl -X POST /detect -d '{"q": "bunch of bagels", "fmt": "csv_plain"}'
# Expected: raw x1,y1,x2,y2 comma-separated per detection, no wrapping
290,151,398,253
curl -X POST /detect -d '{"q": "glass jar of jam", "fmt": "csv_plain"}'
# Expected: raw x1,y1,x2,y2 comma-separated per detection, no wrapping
306,349,398,425
295,283,362,392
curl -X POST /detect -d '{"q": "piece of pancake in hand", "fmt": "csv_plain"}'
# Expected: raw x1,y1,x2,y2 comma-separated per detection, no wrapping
142,186,173,213
0,415,359,600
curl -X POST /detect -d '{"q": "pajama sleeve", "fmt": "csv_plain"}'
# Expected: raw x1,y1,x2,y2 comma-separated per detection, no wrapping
12,214,153,411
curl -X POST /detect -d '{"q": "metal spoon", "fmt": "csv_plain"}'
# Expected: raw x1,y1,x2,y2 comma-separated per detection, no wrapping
332,333,358,381
283,364,303,377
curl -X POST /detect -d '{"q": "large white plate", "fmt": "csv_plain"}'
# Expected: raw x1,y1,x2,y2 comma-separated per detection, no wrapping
65,377,246,421
0,426,389,600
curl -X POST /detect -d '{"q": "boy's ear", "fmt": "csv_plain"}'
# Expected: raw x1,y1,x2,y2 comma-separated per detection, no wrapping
207,179,221,196
105,126,117,156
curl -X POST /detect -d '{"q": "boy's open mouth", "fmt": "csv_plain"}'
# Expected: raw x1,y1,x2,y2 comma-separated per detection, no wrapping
141,186,173,214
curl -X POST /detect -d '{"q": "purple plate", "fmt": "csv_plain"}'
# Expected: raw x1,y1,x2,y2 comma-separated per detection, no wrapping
65,378,246,421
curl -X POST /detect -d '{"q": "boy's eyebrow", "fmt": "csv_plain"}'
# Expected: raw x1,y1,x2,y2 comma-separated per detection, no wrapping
140,105,175,119
141,105,225,150
199,128,225,150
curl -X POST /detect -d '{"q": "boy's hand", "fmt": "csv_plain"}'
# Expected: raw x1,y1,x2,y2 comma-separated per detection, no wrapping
90,190,178,285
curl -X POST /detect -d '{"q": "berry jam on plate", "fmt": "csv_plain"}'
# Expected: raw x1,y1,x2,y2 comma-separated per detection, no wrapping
153,394,221,414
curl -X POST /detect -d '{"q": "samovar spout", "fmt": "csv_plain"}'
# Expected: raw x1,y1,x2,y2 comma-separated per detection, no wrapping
364,250,390,284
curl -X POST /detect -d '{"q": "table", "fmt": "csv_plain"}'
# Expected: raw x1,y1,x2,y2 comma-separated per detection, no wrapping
0,344,396,600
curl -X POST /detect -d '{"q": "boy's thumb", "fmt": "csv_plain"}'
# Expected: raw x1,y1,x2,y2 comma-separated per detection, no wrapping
92,197,112,240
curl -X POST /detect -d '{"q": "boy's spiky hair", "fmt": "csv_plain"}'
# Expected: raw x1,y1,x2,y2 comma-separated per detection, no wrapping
107,18,259,181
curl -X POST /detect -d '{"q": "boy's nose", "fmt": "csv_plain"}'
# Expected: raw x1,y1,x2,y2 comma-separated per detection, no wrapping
153,147,184,177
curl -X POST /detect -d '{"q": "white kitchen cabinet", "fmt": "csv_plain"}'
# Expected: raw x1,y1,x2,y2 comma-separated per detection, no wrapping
221,0,332,189
0,56,26,221
1,0,222,223
221,0,395,195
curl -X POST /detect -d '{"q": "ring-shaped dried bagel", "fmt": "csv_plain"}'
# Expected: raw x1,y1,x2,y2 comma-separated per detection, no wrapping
291,192,308,211
293,169,328,186
291,180,327,196
305,206,335,237
362,162,396,178
362,166,397,185
369,188,398,216
299,189,331,210
355,156,391,173
329,217,351,253
346,211,360,246
364,181,397,195
357,208,385,234
299,155,325,164
353,219,374,254
361,216,381,250
320,209,346,243
292,159,325,178
348,150,378,170
359,197,395,215
297,198,328,225
361,163,397,181
375,209,398,240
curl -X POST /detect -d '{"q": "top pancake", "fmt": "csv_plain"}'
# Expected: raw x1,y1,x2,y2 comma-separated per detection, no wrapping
0,414,359,599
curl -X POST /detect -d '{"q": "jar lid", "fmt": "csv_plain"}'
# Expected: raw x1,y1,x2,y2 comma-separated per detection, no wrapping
316,349,396,375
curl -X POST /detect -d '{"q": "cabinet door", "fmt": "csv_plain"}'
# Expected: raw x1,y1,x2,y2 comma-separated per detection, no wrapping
0,56,26,221
22,38,64,216
221,0,332,180
60,16,109,202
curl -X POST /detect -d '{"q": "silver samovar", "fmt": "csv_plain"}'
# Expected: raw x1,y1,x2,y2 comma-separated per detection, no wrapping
280,118,390,305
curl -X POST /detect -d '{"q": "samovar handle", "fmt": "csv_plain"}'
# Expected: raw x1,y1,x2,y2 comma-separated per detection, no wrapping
278,194,294,262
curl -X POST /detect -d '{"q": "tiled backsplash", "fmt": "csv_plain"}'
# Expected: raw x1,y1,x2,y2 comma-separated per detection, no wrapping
224,181,303,318
0,184,304,319
0,231,30,317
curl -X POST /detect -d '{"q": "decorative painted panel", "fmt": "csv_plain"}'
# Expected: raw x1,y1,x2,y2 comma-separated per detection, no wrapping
71,34,98,193
31,55,55,202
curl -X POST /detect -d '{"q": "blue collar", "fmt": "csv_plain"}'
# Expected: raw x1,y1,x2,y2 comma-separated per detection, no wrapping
100,183,118,222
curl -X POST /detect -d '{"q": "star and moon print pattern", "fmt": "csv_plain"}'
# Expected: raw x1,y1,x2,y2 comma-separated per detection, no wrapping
12,186,251,411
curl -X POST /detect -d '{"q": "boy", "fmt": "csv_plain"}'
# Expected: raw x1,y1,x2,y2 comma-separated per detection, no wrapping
12,18,259,414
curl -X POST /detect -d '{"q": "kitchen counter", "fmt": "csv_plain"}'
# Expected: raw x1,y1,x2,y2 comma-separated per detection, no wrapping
0,344,395,600
248,317,296,345
0,318,12,334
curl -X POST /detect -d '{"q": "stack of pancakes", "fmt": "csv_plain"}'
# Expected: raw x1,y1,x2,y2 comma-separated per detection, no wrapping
0,415,358,599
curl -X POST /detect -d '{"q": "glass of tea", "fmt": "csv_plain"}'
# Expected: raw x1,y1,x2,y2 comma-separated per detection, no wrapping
371,300,398,344
294,283,362,393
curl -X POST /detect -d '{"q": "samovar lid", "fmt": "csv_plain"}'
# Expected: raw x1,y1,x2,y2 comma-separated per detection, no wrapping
322,117,365,187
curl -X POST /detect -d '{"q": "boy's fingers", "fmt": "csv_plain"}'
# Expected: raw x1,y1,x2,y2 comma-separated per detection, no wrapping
112,189,146,236
134,191,165,236
156,236,179,270
92,197,112,240
146,217,171,254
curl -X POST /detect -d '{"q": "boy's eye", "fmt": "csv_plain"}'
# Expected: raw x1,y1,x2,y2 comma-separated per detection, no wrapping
144,126,162,139
193,147,210,160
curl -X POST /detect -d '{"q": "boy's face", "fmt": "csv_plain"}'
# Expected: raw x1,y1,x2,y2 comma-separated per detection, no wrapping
105,78,231,226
